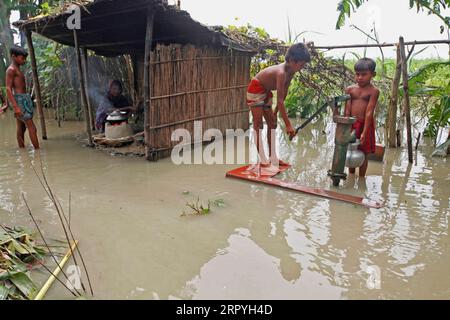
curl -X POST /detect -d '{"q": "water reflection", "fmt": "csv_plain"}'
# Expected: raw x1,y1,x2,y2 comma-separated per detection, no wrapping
0,113,449,299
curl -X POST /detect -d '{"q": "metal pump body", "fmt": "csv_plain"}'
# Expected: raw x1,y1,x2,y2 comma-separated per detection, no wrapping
326,95,358,186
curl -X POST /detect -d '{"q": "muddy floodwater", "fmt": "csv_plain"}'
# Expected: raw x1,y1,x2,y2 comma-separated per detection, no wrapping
0,112,449,300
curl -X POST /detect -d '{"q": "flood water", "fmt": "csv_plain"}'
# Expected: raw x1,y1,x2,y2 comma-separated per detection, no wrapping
0,111,449,300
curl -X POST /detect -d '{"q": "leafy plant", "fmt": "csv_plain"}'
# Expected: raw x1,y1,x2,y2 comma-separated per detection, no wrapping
407,61,450,143
181,198,226,216
424,96,450,140
336,0,449,30
0,226,47,300
181,197,212,216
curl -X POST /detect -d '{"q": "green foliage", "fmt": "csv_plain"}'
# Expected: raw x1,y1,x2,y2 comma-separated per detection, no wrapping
181,197,226,216
407,61,450,140
0,226,47,300
25,35,79,117
224,23,354,119
424,96,450,138
336,0,366,30
408,61,450,96
6,0,62,17
336,0,449,30
181,197,212,216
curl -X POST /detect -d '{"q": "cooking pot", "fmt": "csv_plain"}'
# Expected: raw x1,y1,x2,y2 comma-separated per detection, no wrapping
106,110,128,123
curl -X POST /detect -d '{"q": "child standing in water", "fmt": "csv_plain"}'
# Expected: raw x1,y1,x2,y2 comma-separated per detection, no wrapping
344,58,380,177
246,43,311,166
5,45,40,149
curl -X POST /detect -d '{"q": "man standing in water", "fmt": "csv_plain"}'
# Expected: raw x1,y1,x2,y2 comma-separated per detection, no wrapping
5,45,40,149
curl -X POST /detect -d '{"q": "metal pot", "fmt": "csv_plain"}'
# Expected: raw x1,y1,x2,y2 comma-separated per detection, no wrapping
106,110,128,123
345,139,365,168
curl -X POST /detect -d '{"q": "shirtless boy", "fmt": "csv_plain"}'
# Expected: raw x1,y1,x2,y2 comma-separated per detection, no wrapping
5,45,39,149
344,58,380,177
246,43,310,166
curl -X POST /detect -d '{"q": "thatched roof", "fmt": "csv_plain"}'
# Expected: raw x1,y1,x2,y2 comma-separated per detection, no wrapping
13,0,256,57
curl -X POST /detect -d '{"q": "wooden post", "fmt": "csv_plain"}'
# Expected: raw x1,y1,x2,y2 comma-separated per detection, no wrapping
25,30,47,140
124,55,134,102
399,37,413,163
387,45,402,148
143,6,155,160
73,30,93,146
82,48,95,130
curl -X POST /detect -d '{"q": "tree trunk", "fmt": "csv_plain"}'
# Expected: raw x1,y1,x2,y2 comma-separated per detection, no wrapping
143,6,155,161
0,1,13,87
19,0,28,47
82,48,96,130
73,30,93,146
125,55,136,103
26,30,48,140
387,46,402,148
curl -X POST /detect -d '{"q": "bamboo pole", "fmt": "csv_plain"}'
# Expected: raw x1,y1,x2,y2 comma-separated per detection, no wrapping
143,6,155,161
387,45,402,148
25,30,47,140
150,55,249,65
399,36,414,163
312,39,450,50
81,48,95,130
125,55,136,103
150,84,247,100
34,240,79,300
73,30,93,146
150,108,249,130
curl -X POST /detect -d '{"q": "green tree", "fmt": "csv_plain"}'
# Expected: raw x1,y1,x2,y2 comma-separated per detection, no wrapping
0,0,14,87
336,0,450,30
0,0,60,86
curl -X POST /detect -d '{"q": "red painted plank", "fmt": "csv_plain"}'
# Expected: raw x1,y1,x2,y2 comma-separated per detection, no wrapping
226,165,382,209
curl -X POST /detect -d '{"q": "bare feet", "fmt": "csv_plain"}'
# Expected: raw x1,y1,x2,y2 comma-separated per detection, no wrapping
259,162,271,168
278,159,290,166
270,157,290,167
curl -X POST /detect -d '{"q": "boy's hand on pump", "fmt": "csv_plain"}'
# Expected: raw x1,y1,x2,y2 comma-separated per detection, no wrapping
286,124,296,140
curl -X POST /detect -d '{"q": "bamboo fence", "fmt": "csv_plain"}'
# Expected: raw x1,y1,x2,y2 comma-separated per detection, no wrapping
148,44,251,158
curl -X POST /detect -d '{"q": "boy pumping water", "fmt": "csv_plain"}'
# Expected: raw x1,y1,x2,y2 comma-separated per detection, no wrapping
246,43,311,166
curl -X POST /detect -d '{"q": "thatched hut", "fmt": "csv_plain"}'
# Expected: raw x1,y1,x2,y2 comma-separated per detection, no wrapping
14,0,255,160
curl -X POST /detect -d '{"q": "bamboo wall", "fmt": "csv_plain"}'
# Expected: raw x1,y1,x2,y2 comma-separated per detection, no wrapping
147,44,251,158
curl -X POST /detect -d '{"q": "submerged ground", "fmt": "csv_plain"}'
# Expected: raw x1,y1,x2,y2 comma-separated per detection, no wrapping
0,112,449,299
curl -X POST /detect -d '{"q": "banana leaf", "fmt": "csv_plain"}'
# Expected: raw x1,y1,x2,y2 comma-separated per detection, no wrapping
0,283,9,300
407,61,450,97
0,231,28,246
5,285,25,300
0,226,49,299
9,272,37,299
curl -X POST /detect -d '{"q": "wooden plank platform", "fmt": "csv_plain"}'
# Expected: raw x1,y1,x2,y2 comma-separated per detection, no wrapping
226,164,383,209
